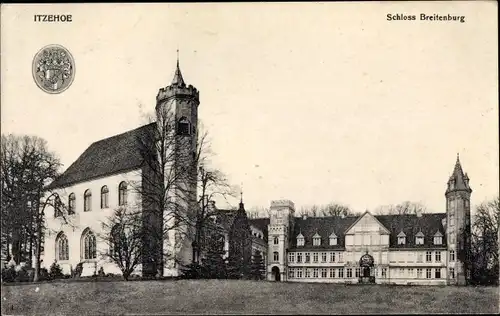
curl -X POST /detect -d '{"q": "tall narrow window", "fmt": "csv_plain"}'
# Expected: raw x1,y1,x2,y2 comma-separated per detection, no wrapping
177,117,190,135
118,182,128,206
449,250,455,262
84,189,92,212
273,251,279,262
68,193,76,214
273,236,279,245
54,196,63,218
82,228,97,260
56,232,69,261
101,186,109,209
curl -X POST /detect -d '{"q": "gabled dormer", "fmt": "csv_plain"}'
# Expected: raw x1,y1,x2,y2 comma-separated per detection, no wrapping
313,232,321,246
329,232,338,246
415,231,425,245
297,233,305,247
397,231,406,245
433,230,443,245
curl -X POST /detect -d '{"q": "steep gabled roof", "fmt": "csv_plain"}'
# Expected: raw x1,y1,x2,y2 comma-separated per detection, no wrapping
47,123,156,189
376,213,447,248
248,218,270,241
290,216,358,250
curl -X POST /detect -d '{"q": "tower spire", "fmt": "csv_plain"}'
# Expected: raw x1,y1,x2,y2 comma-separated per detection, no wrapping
171,49,185,86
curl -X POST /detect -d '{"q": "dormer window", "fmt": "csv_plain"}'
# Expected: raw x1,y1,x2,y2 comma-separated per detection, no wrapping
433,231,443,245
177,117,190,135
313,233,321,246
415,231,424,245
297,234,304,247
397,231,406,245
329,232,338,246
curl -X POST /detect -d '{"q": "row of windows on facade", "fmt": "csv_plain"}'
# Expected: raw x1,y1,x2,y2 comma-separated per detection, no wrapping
288,233,444,247
272,250,456,263
55,229,97,261
55,182,128,217
287,267,454,279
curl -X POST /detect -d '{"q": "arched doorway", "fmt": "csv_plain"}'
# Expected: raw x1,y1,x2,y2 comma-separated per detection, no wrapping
271,266,281,281
359,251,375,284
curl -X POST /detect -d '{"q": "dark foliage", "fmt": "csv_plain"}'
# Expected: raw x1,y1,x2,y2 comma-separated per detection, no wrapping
250,251,266,280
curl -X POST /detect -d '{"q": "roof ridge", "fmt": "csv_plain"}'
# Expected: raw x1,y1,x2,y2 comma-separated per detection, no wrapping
90,122,156,146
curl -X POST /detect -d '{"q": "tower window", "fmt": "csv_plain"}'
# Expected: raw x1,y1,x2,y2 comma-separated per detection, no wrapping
177,117,190,135
273,236,279,245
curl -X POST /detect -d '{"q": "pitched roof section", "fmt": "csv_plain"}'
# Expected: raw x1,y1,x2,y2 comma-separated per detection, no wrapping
446,154,472,193
248,218,270,241
287,213,447,250
47,123,156,189
172,59,185,86
290,216,359,250
344,211,391,235
376,213,447,248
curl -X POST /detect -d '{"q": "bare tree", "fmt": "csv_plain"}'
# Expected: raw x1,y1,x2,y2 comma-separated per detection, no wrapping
373,201,427,215
0,134,64,281
99,206,144,280
298,202,355,218
131,104,197,277
470,197,499,283
193,165,235,264
319,202,353,217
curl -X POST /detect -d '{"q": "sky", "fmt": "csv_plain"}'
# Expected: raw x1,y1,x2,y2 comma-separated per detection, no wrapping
1,2,498,215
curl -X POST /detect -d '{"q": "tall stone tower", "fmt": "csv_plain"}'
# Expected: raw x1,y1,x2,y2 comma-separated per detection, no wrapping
152,57,199,276
445,154,472,285
267,200,295,281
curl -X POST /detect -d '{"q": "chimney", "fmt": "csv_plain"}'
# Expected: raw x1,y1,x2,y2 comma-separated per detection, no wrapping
302,214,307,220
416,209,422,217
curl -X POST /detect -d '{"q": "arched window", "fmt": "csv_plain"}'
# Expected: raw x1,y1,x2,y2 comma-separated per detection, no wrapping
84,189,92,212
177,117,190,135
101,186,109,209
273,236,279,245
109,224,123,257
56,232,69,261
118,182,128,206
82,228,97,260
68,193,76,214
54,196,63,218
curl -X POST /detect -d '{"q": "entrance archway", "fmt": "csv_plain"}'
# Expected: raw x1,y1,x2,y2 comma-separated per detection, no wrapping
359,251,375,284
271,266,281,281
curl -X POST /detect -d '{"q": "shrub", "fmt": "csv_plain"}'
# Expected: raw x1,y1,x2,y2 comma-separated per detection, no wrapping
49,261,65,280
1,266,17,283
73,262,83,278
180,262,206,279
39,268,51,281
14,266,32,282
98,267,105,277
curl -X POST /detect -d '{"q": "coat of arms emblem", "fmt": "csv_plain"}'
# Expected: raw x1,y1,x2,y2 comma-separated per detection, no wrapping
32,44,75,94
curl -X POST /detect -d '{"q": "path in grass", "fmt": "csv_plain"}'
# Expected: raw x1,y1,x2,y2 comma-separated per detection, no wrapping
1,280,498,315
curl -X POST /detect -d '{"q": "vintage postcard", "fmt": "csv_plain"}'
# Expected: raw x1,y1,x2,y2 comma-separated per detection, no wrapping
1,2,498,315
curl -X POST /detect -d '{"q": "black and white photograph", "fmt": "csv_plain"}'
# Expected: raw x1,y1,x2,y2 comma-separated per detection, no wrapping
1,2,498,315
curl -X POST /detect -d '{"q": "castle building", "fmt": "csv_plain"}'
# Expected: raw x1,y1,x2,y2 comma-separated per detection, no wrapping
41,58,472,285
42,59,199,277
246,156,472,285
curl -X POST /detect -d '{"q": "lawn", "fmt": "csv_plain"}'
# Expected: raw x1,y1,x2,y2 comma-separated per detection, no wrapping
1,279,498,315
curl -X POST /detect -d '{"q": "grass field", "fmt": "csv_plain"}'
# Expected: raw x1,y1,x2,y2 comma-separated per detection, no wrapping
1,279,498,315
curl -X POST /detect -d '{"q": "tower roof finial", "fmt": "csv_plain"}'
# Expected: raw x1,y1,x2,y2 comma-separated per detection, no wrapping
171,49,185,86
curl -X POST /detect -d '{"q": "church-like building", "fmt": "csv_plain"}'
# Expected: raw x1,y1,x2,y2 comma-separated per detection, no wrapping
41,59,472,285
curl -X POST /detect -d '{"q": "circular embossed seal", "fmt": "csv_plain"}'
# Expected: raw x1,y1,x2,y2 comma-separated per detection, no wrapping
32,44,75,94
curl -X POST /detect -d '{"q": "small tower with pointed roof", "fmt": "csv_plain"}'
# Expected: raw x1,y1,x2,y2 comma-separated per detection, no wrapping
445,153,472,285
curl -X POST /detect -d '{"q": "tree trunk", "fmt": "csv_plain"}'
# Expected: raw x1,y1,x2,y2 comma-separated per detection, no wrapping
33,215,42,282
